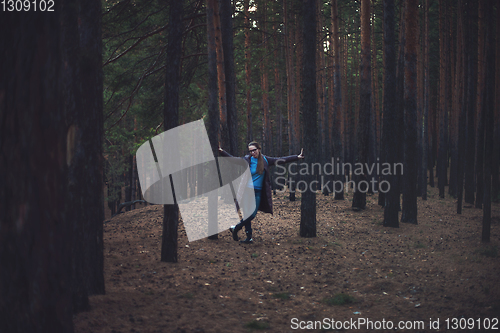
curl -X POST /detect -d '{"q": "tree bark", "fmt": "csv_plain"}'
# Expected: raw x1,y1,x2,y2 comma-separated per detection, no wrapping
437,0,448,199
244,0,253,143
300,0,318,238
260,2,272,155
207,0,220,241
332,0,344,200
0,5,74,332
456,0,467,214
212,0,228,150
161,0,183,262
421,0,430,201
464,0,477,205
475,0,485,209
401,0,418,224
352,0,372,210
74,0,105,299
220,0,238,155
382,0,399,228
284,0,298,201
481,0,494,242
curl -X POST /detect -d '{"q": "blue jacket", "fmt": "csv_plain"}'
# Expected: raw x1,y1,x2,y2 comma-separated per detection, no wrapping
219,149,299,214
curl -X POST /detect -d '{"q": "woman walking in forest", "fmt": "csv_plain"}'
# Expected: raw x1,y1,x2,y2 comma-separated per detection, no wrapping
218,142,304,244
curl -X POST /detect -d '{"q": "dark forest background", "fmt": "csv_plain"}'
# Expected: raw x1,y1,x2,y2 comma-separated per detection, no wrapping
0,0,498,331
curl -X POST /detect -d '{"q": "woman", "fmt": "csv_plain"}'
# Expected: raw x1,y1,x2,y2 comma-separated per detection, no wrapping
218,142,304,243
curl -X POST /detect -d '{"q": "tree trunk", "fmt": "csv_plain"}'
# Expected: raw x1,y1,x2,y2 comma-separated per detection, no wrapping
464,0,477,205
481,0,494,242
422,0,430,201
475,0,485,209
494,3,500,202
220,0,238,155
457,0,467,214
0,6,75,332
352,0,372,210
448,1,458,198
75,0,105,297
395,0,405,208
244,0,253,143
317,1,327,186
300,0,318,238
260,2,272,154
274,21,284,157
207,0,220,240
161,0,183,262
382,0,399,228
212,0,228,150
284,0,298,201
437,0,448,199
401,0,418,224
332,0,344,200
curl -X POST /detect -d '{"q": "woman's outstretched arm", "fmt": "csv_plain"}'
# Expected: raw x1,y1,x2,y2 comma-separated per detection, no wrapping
266,148,305,167
218,147,234,158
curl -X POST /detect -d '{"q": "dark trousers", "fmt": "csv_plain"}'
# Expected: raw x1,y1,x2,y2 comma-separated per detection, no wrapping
238,189,261,235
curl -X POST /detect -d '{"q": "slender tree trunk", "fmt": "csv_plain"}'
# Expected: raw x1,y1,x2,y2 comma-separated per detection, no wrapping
260,3,272,154
416,1,423,197
212,0,228,149
457,0,467,214
300,0,318,238
493,4,500,202
77,0,105,296
422,0,430,201
437,0,448,199
295,13,303,150
162,0,183,262
475,0,485,209
220,0,238,155
244,0,253,143
481,0,494,242
372,0,380,160
273,21,284,157
317,1,328,188
284,0,297,201
382,0,399,227
401,0,418,224
448,2,460,199
395,0,405,208
352,0,372,210
464,0,477,205
367,0,378,194
332,0,344,200
207,0,220,240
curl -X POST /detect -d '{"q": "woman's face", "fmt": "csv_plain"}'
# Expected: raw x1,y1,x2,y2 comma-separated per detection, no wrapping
248,145,260,158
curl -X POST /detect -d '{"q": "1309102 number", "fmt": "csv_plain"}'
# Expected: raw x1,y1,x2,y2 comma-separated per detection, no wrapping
1,0,55,12
445,318,499,330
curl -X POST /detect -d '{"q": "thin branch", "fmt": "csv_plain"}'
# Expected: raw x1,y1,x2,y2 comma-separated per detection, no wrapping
105,46,167,132
103,24,168,67
104,8,165,40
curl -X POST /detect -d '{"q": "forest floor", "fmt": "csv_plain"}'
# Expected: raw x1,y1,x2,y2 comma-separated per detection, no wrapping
74,185,500,333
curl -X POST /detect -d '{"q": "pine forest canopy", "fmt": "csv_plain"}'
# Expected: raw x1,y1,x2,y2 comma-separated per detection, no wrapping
0,0,500,332
1,0,497,331
102,0,498,238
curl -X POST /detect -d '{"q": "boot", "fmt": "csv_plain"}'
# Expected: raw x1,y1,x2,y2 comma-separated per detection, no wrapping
230,223,243,241
240,231,253,244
